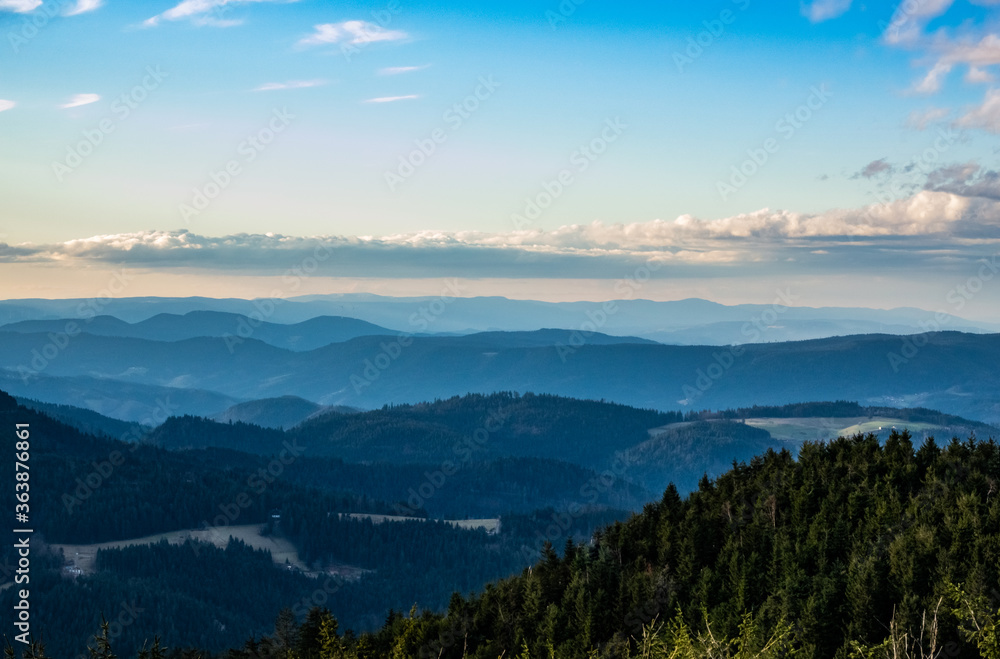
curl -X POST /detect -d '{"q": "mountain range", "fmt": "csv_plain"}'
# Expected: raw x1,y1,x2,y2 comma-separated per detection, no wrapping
1,326,999,423
2,294,997,344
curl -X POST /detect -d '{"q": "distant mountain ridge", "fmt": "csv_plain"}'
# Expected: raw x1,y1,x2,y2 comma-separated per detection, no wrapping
210,395,360,429
0,311,396,351
1,329,999,423
1,294,996,344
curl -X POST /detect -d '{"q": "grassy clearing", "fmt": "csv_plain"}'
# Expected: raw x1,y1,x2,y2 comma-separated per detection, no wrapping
345,513,500,534
744,417,950,443
52,524,311,576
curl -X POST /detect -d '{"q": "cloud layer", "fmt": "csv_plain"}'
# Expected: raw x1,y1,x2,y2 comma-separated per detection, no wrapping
3,183,998,279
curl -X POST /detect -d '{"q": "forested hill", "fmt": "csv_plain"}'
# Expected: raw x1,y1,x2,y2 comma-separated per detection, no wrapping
225,431,1000,659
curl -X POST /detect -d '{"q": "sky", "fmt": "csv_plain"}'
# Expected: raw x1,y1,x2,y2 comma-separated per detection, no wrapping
1,0,1000,319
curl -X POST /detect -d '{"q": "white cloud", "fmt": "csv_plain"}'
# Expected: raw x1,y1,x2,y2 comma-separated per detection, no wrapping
914,34,1000,92
65,0,103,16
906,106,950,129
297,20,407,47
364,95,420,103
957,88,1000,133
802,0,852,23
253,79,328,92
0,100,15,112
966,66,996,84
0,0,41,12
939,34,1000,68
913,61,953,94
5,187,999,279
379,65,429,76
880,4,1000,133
144,0,298,28
882,0,955,46
60,93,101,109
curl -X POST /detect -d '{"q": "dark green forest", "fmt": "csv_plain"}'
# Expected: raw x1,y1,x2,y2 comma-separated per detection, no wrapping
218,431,1000,659
5,387,1000,658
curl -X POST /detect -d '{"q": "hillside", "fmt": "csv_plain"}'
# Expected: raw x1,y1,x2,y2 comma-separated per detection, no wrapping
2,330,999,424
210,396,364,430
0,311,397,351
228,430,1000,659
0,389,646,657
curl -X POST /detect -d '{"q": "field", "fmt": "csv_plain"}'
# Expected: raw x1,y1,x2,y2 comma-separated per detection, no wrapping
743,417,950,443
345,513,501,533
52,524,313,576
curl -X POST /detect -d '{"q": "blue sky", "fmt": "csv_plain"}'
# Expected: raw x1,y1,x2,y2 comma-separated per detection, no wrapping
1,0,1000,318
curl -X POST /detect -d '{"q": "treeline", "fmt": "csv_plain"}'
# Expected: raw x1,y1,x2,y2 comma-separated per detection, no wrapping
290,392,681,469
242,431,1000,659
0,391,395,544
8,431,1000,659
698,400,997,433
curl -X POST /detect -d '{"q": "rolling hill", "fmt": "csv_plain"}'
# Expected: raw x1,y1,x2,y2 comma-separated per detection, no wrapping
1,330,999,423
0,311,396,351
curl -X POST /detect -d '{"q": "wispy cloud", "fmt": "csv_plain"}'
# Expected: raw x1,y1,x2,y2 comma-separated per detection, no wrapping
853,158,894,179
297,20,407,47
882,0,955,46
64,0,103,16
253,79,329,92
144,0,299,28
966,66,996,84
0,0,41,13
874,3,1000,134
957,88,1000,133
801,0,852,23
378,65,429,76
906,107,950,130
912,61,953,94
60,93,101,109
0,100,15,113
364,94,420,103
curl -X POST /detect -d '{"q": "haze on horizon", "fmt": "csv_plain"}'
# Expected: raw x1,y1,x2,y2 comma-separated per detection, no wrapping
1,0,999,320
